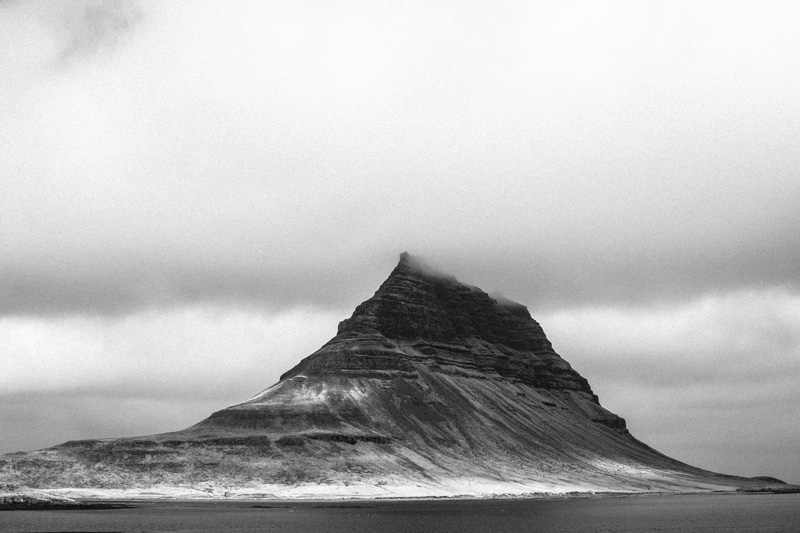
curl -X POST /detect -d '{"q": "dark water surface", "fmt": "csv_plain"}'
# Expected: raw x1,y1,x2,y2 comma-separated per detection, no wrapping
2,493,798,532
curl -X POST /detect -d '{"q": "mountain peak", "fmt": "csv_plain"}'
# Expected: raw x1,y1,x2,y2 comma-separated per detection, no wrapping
344,253,533,344
394,251,456,282
275,253,595,397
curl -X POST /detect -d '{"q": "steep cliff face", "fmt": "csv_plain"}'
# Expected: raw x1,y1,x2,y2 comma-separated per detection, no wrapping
0,254,777,499
200,252,626,437
287,252,593,392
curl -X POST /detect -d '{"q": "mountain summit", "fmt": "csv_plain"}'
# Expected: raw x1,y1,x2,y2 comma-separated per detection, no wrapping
0,254,775,499
198,252,625,439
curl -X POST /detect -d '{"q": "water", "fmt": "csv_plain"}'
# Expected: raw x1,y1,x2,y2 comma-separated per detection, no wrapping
2,493,798,532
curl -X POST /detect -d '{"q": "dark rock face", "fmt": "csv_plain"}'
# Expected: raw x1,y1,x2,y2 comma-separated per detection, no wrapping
201,252,626,438
283,252,594,394
0,253,778,497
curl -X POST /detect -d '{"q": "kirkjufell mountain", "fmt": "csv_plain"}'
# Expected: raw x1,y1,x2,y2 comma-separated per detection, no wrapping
0,253,778,500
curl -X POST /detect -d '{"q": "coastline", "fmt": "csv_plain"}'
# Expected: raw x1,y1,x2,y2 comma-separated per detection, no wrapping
4,485,798,511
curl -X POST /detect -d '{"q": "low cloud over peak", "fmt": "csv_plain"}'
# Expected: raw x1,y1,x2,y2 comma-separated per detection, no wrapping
2,231,799,318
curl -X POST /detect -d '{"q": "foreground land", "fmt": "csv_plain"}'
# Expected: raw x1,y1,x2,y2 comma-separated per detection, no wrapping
2,486,799,513
3,480,797,511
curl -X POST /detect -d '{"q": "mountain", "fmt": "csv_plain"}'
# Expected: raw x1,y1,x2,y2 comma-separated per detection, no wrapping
0,253,777,500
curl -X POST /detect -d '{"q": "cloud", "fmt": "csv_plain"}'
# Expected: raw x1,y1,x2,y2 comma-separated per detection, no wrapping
540,288,800,482
1,1,799,317
0,304,342,452
0,306,341,397
55,0,143,63
0,0,142,66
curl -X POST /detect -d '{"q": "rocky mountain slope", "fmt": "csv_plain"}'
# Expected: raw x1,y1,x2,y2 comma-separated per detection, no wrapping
0,253,777,499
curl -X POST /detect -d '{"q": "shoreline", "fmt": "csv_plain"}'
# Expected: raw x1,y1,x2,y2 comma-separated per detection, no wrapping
3,486,798,511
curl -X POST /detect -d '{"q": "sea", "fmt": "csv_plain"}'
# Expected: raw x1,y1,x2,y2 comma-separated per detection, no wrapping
2,493,798,532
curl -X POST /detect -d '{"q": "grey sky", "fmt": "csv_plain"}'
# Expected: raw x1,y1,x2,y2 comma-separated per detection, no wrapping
1,1,799,483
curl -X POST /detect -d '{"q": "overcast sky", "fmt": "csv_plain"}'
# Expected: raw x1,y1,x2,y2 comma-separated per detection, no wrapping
2,0,799,484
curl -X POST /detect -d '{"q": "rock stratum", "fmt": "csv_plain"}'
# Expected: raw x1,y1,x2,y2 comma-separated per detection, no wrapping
0,254,779,500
